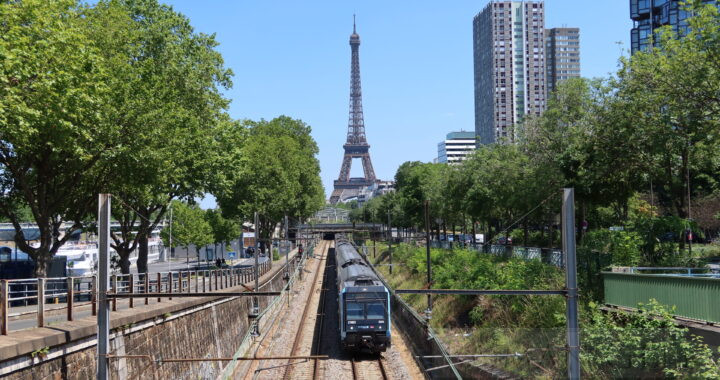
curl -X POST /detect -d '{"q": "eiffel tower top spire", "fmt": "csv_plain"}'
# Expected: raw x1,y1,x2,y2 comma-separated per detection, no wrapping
347,16,366,145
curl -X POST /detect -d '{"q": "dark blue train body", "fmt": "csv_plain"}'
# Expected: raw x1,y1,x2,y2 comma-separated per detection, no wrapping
335,239,391,353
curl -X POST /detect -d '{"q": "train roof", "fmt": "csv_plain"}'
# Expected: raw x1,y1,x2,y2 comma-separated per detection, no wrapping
336,240,364,267
336,239,384,289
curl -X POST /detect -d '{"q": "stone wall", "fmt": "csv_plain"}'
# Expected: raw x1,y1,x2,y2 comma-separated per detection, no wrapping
1,257,295,380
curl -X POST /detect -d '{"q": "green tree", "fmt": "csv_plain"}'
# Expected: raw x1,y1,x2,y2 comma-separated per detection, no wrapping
619,1,720,220
161,201,212,261
101,0,233,274
215,116,324,249
0,0,123,276
205,209,241,259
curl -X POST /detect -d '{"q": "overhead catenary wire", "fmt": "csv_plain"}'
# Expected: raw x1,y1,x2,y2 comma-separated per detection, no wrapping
482,189,560,248
110,195,194,247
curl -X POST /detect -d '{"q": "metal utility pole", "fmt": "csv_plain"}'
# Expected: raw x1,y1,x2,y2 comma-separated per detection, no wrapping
284,215,289,278
298,217,303,256
387,210,392,275
253,212,260,314
239,223,244,260
687,144,692,256
562,188,580,380
424,200,432,321
97,194,111,380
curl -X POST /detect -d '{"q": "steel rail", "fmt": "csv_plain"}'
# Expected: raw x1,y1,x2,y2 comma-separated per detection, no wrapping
282,240,326,380
247,247,306,380
351,358,358,380
312,243,331,379
350,357,388,380
105,354,329,361
377,357,388,380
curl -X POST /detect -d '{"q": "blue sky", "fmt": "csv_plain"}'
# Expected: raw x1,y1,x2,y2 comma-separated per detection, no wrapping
169,1,633,208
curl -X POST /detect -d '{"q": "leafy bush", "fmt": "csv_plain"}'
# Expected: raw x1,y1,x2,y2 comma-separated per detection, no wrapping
582,300,719,379
376,243,719,378
582,229,641,266
629,214,702,265
388,244,565,328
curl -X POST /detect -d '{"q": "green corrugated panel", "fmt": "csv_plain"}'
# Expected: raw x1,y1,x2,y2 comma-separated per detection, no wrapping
603,272,720,323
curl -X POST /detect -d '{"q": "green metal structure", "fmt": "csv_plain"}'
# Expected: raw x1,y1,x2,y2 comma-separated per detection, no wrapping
603,272,720,323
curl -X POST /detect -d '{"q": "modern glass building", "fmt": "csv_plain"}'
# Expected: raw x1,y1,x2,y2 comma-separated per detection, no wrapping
630,0,717,53
473,0,546,145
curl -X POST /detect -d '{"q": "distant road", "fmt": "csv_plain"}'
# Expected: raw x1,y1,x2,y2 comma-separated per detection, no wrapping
138,256,269,274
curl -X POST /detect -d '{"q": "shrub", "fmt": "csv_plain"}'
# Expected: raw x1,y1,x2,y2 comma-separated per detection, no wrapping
582,300,719,379
582,229,641,266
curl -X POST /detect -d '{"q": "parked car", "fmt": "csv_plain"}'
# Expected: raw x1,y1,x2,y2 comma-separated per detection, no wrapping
497,236,512,245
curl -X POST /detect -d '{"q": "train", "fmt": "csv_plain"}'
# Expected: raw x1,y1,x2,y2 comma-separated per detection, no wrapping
335,238,392,353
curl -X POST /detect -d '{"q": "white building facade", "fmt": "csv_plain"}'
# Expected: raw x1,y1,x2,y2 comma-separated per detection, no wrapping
437,131,477,164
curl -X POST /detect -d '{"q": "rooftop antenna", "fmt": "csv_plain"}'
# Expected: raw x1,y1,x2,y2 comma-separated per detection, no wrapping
353,14,356,33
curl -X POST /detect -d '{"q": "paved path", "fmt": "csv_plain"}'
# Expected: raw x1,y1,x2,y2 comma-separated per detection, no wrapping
5,256,274,332
133,256,269,274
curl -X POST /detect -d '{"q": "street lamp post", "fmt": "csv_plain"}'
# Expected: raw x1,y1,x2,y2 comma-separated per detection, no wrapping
387,210,392,275
424,200,432,322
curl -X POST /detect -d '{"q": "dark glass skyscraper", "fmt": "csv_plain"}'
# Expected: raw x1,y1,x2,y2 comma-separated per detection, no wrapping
630,0,717,53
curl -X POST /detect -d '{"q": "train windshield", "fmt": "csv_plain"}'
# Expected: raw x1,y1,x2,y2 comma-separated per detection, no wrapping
366,302,385,319
346,303,364,320
346,301,386,320
345,292,386,300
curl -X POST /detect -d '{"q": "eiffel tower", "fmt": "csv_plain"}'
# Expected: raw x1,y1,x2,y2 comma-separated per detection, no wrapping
330,17,377,204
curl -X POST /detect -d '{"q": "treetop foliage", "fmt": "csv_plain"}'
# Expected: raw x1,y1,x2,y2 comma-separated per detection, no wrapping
0,0,324,275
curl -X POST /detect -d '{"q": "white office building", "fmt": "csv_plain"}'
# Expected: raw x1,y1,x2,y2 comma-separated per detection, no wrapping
437,131,477,164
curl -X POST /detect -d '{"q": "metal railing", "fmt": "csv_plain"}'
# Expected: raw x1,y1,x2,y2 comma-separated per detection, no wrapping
603,271,720,323
0,261,271,335
626,267,720,277
425,240,565,267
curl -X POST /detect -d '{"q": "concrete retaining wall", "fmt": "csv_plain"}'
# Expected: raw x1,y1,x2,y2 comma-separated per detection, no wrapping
0,257,296,380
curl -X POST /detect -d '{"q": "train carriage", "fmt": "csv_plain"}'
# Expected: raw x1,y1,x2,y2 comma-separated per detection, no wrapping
335,239,391,353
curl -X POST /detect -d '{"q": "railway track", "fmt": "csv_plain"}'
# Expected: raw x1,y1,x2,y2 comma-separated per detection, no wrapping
244,239,405,379
282,240,331,379
237,240,325,380
351,356,389,380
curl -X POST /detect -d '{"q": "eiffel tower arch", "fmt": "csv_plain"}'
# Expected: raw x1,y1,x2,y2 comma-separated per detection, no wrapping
330,17,378,204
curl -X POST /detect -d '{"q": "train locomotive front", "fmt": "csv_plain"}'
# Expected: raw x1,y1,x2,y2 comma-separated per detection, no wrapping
335,239,391,353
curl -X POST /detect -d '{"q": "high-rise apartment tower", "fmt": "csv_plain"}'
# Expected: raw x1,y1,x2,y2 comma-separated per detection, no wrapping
473,0,546,145
545,27,580,96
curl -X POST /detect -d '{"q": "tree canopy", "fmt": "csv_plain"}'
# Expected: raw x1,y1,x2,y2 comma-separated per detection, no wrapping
0,0,324,276
215,116,324,245
0,0,124,276
101,0,232,273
